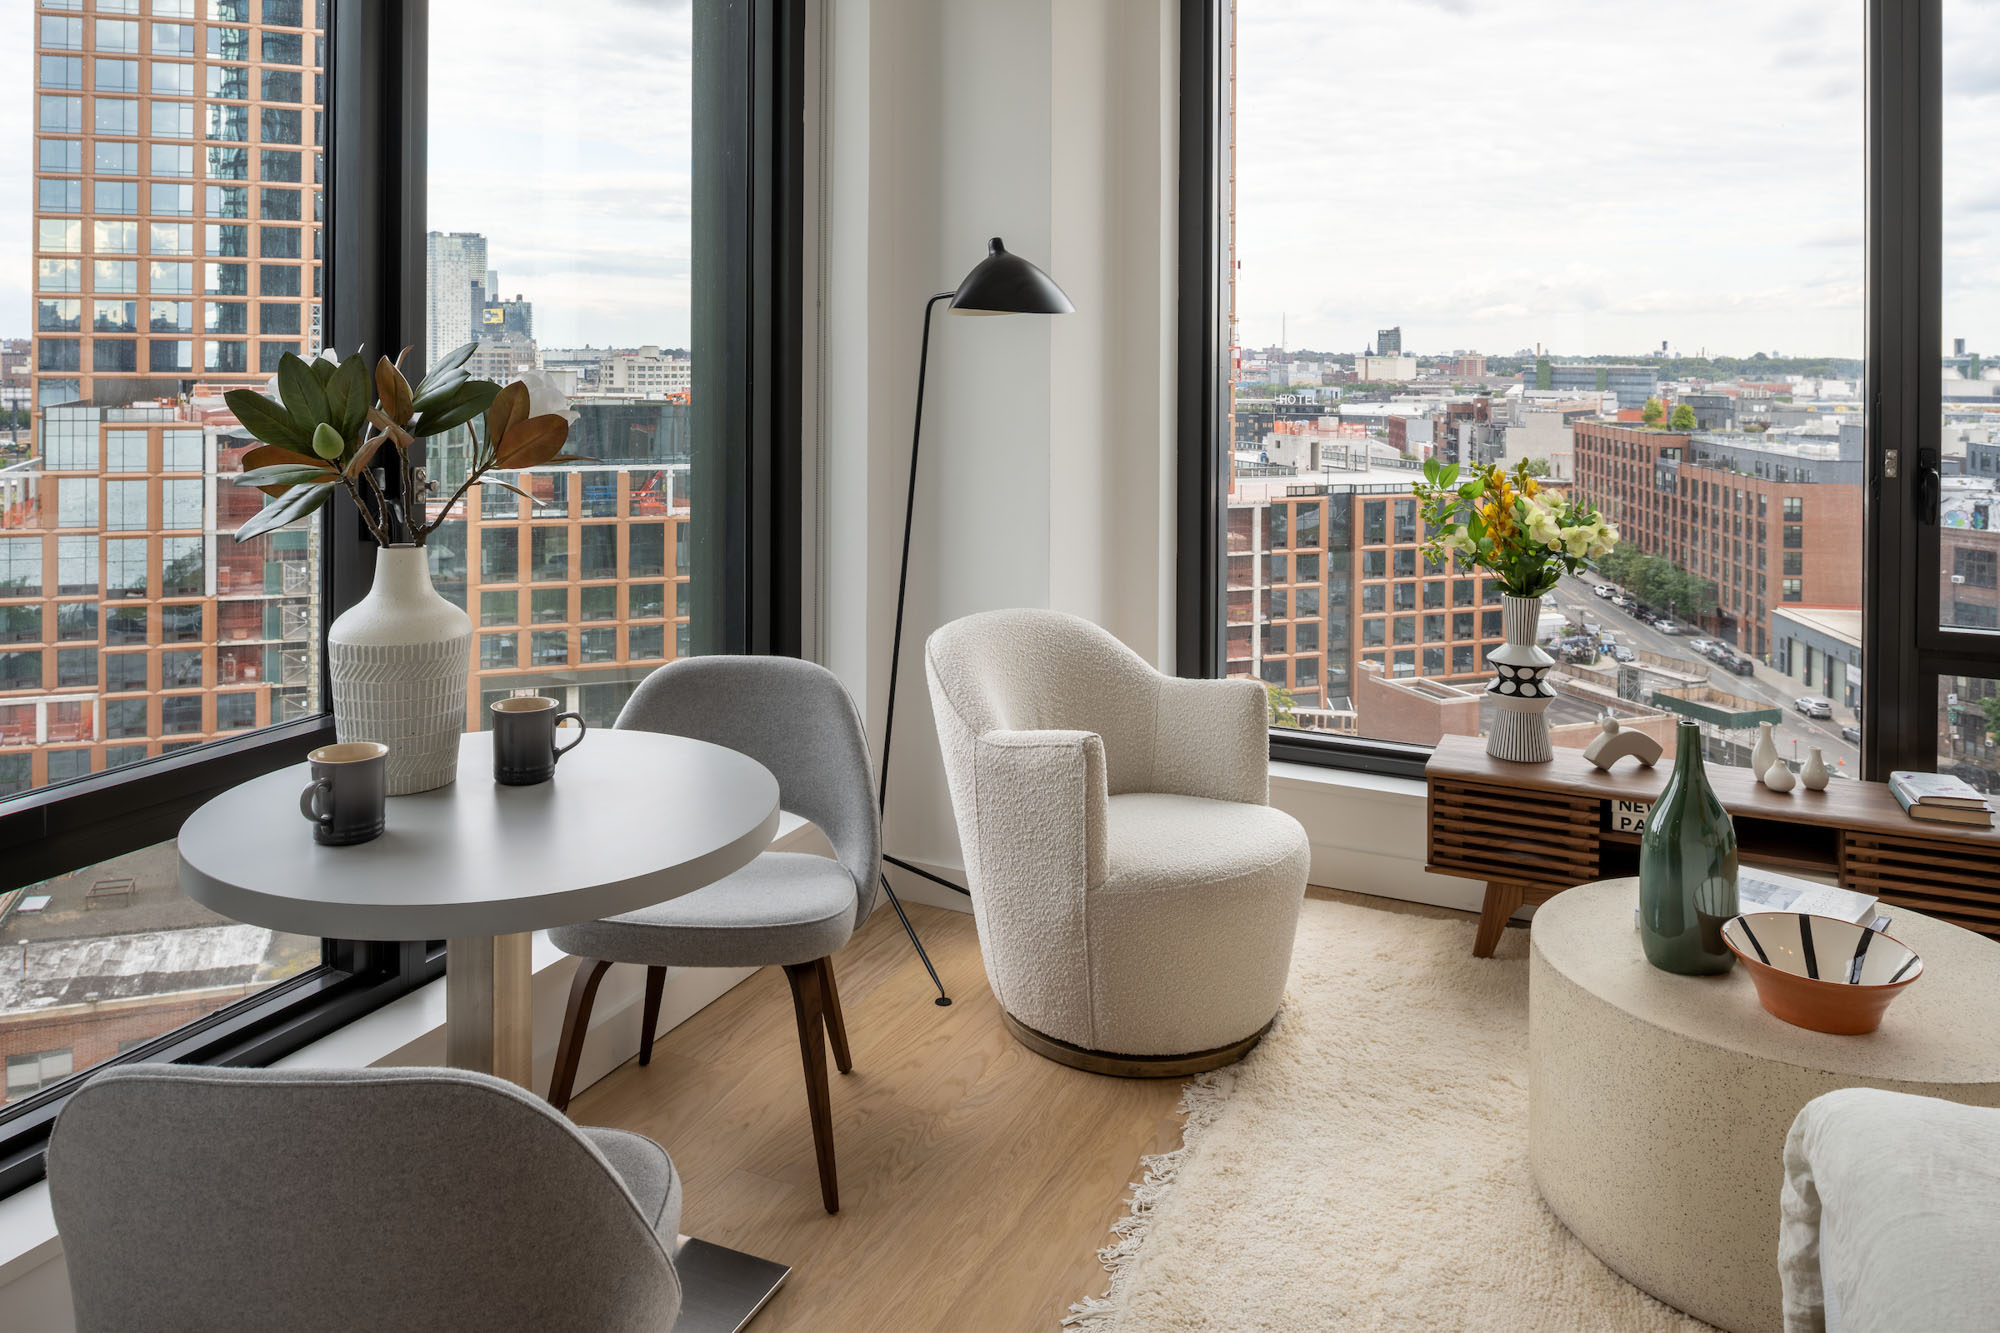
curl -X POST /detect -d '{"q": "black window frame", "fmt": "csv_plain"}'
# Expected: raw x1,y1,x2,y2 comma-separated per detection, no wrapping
1178,0,1964,784
0,0,804,1197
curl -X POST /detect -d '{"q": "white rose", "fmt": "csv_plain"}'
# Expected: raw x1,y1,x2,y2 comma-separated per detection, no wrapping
512,369,580,425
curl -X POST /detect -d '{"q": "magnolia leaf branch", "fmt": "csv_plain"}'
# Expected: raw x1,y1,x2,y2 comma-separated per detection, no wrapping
223,346,579,548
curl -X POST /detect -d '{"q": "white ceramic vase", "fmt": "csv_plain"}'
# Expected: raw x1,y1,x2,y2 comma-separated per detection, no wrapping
1800,746,1831,791
328,545,472,795
1486,593,1556,763
1750,721,1778,779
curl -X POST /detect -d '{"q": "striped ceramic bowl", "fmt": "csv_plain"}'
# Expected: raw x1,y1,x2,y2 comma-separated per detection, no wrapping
1721,912,1923,1035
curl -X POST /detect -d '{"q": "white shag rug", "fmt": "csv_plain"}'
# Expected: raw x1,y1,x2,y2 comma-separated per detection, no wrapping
1067,897,1716,1332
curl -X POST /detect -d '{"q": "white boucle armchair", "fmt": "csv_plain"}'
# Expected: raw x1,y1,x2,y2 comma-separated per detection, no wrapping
924,609,1310,1074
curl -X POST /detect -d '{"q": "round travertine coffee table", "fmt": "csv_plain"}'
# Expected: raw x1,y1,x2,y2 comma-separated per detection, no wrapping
1529,878,2000,1333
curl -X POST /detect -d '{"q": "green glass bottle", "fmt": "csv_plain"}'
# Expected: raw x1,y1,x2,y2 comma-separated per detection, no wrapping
1639,721,1739,975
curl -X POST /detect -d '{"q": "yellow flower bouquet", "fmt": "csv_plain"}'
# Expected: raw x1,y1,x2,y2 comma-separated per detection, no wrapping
1414,458,1618,598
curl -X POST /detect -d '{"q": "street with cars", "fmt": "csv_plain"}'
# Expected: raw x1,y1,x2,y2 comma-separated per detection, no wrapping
1546,571,1863,778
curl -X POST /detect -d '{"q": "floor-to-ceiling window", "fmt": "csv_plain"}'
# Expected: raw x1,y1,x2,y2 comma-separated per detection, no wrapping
0,0,801,1195
1205,0,1866,778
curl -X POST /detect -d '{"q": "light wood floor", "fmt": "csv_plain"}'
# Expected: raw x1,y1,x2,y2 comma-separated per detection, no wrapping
573,886,1479,1332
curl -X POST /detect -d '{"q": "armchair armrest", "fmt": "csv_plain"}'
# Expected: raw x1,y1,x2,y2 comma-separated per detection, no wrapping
1152,676,1271,805
972,729,1109,891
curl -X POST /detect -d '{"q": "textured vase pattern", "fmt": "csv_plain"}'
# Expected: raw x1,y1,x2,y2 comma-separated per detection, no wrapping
331,635,471,794
1486,594,1556,762
328,547,473,796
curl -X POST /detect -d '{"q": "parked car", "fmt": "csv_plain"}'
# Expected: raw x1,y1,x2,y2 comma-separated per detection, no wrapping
1794,696,1834,719
1582,621,1601,637
1688,638,1716,656
1635,609,1660,626
1612,646,1637,663
1840,724,1862,744
1720,654,1756,677
1655,620,1681,635
1945,763,1997,794
1593,584,1615,598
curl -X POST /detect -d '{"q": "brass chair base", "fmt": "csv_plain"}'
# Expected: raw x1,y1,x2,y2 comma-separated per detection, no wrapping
998,1010,1273,1078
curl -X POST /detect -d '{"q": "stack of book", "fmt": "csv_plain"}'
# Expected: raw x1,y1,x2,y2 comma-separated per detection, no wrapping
1889,771,1996,827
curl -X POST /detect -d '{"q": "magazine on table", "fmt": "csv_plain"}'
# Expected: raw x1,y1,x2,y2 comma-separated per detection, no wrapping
1632,867,1887,931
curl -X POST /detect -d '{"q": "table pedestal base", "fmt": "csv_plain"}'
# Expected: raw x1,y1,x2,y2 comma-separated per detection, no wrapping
445,933,534,1087
672,1236,790,1333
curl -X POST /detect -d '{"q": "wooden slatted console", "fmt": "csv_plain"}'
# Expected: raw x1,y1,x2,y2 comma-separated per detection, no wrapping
1424,733,2000,957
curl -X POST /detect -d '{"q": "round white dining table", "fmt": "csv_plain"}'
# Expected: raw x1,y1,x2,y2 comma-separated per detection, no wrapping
179,728,781,1089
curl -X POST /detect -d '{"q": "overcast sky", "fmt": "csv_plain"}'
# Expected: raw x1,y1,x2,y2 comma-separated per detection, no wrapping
7,2,2000,362
428,0,692,350
1235,0,1873,359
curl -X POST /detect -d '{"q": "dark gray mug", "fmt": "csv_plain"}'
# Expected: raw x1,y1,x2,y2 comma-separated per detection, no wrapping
298,741,388,846
491,695,586,785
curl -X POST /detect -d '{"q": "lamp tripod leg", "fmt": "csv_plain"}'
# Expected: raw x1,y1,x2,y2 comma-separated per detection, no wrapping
881,873,951,1006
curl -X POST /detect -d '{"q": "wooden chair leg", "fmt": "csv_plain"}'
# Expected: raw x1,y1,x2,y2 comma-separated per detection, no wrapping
638,965,667,1067
1474,881,1526,959
548,958,614,1113
816,956,852,1074
783,961,840,1214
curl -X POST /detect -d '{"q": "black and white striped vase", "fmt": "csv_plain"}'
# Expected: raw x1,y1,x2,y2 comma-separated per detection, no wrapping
1486,593,1556,763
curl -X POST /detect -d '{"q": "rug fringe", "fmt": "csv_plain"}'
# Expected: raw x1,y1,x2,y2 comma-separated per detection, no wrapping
1061,1013,1274,1329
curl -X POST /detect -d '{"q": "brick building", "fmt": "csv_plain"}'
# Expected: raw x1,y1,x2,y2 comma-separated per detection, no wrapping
1571,421,1863,657
1941,486,2000,631
1227,472,1508,732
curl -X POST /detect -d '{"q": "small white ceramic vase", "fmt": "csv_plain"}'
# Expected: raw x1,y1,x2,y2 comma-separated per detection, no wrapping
1800,746,1831,792
1763,758,1797,793
1750,721,1778,780
327,545,472,795
1486,594,1556,763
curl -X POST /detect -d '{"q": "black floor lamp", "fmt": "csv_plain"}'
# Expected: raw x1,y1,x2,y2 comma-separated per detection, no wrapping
875,237,1075,1006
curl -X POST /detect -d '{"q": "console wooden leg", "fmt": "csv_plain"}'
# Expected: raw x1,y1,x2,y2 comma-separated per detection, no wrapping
1474,881,1525,958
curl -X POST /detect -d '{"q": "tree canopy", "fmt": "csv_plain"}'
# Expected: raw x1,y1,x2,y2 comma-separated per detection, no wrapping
1596,544,1719,619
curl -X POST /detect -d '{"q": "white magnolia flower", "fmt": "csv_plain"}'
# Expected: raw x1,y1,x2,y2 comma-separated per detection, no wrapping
512,369,580,425
260,348,339,402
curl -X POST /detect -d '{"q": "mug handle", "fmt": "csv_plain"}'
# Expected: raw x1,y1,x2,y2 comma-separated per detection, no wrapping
552,711,587,764
299,777,333,828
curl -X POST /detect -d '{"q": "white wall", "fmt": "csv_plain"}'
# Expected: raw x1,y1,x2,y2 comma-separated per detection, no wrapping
822,0,1182,892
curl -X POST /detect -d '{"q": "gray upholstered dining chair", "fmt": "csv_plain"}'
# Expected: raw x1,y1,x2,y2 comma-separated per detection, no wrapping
45,1064,684,1333
546,655,880,1215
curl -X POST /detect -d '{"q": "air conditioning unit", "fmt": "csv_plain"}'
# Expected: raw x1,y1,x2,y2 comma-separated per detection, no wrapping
1953,574,1968,584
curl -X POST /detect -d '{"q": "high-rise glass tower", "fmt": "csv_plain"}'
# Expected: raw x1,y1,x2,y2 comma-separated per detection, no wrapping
425,230,488,368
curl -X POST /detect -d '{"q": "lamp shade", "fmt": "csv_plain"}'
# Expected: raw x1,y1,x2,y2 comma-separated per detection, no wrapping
948,237,1074,315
